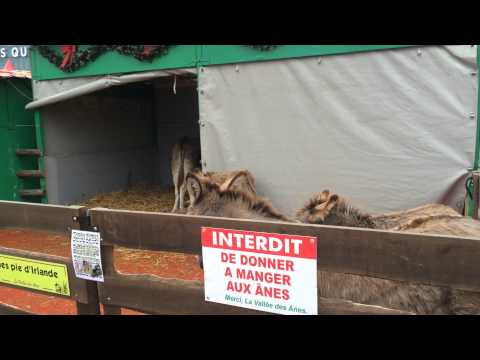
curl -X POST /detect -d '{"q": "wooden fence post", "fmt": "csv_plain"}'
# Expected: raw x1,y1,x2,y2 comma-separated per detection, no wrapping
99,244,122,315
75,209,101,315
473,171,480,220
76,281,101,315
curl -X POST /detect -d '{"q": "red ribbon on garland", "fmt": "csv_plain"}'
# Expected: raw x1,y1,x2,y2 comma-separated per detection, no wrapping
143,45,154,56
60,45,77,69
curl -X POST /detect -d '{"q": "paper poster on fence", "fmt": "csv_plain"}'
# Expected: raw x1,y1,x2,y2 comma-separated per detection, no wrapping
202,227,318,315
71,230,104,282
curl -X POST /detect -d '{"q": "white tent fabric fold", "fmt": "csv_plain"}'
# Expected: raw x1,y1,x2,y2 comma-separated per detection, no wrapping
27,69,195,110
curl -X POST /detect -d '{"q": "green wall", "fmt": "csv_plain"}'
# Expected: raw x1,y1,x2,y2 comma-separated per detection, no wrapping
0,78,39,202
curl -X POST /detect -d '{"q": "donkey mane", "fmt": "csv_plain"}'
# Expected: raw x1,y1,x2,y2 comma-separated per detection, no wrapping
333,198,377,228
202,178,290,222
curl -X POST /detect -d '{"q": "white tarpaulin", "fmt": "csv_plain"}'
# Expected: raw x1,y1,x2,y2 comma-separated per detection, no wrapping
27,68,195,110
198,45,478,216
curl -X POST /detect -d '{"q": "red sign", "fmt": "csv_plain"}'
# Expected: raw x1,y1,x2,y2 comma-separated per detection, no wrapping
201,227,317,259
202,227,318,315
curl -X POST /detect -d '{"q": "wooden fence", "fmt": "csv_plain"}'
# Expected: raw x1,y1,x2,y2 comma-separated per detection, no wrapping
2,198,480,315
0,201,99,315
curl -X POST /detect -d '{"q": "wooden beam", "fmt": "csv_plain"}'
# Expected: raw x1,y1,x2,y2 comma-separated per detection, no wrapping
97,272,413,315
16,170,44,178
19,189,45,197
90,208,480,292
15,149,41,157
0,201,84,234
0,303,35,315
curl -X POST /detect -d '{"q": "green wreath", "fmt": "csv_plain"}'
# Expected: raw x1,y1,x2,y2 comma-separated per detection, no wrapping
35,45,173,73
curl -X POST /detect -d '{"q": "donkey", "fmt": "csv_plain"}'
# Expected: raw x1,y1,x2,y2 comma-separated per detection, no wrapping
296,189,476,234
297,190,480,314
185,174,451,314
171,137,201,212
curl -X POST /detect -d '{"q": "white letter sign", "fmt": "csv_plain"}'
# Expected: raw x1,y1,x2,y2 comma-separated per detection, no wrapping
202,227,318,315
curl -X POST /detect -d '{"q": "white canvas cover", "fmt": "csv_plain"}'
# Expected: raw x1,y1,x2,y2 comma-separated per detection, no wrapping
198,45,478,216
28,68,195,110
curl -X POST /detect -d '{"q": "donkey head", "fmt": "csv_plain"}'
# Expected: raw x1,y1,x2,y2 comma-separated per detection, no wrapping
296,189,375,228
185,171,289,221
296,190,339,224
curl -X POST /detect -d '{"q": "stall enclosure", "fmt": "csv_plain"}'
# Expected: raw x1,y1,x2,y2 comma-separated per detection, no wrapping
27,45,479,216
198,45,478,215
32,72,199,205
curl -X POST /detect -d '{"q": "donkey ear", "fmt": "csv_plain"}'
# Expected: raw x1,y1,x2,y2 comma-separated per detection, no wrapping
318,190,330,203
325,194,339,212
312,194,339,222
220,171,256,194
186,172,203,204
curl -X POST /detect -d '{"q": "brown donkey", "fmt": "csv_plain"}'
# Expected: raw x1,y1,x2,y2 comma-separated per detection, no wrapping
171,137,201,213
296,189,476,234
297,189,480,315
186,175,453,314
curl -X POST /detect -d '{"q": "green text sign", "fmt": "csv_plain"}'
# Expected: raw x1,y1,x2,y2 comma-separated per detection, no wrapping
0,254,70,296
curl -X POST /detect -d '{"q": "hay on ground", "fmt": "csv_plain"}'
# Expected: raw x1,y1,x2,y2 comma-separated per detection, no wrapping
78,185,187,213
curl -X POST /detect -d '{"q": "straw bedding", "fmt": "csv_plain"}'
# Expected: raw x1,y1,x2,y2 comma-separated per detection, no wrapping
79,185,184,213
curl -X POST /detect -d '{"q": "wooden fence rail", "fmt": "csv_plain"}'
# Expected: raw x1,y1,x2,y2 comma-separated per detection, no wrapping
2,200,480,315
90,208,480,292
0,303,35,315
89,207,480,315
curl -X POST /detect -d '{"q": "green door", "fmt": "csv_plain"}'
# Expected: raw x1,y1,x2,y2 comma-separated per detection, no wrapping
0,79,16,200
0,78,38,202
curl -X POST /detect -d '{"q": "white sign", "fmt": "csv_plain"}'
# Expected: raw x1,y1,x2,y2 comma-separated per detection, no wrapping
201,227,318,315
0,46,28,58
71,230,104,282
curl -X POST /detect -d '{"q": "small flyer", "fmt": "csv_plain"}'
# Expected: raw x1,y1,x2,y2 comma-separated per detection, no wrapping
71,230,104,282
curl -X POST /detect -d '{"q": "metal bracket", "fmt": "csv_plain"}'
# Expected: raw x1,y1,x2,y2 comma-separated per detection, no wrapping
77,210,99,232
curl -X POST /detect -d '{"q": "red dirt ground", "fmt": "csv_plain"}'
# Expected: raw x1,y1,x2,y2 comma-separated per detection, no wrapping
0,228,204,315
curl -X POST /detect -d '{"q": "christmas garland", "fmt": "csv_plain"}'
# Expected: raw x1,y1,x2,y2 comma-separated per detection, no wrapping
35,45,279,73
245,45,278,51
35,45,173,73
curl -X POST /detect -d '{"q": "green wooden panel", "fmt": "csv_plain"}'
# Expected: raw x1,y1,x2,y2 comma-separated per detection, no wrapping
5,79,37,200
0,129,16,200
0,78,39,202
0,81,15,200
31,45,417,81
31,45,199,81
0,81,10,129
201,45,416,66
6,79,33,127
